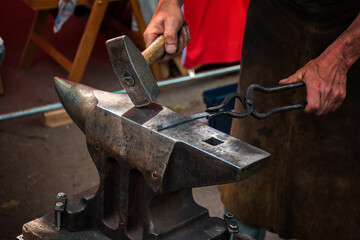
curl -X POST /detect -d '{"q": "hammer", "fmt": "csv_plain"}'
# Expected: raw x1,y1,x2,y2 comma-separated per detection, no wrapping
106,35,165,107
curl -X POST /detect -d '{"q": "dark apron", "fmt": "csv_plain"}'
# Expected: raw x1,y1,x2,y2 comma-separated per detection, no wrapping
218,1,360,239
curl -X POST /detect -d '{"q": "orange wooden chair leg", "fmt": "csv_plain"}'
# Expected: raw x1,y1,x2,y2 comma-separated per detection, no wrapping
68,0,110,82
20,10,49,69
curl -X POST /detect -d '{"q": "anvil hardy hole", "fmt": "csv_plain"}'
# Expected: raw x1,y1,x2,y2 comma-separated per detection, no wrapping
203,137,224,146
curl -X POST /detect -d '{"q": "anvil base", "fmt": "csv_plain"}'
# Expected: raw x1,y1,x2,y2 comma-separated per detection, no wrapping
22,186,229,240
22,212,228,240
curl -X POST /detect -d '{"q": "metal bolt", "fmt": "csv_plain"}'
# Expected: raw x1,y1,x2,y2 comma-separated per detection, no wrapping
225,213,234,219
123,76,134,86
54,201,64,210
121,69,135,86
229,222,238,231
54,202,64,231
57,192,66,200
151,171,158,179
56,212,61,230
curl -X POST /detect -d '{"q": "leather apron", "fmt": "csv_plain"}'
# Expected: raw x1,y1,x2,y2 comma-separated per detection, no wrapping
218,1,360,239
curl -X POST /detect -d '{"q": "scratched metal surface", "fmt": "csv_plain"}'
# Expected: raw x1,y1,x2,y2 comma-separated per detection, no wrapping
55,77,270,193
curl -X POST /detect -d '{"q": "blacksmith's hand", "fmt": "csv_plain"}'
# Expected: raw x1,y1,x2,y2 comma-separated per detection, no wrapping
279,55,348,116
143,0,190,62
279,13,360,116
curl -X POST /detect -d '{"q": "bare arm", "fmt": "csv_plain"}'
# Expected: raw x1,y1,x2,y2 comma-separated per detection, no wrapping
279,13,360,115
143,0,190,61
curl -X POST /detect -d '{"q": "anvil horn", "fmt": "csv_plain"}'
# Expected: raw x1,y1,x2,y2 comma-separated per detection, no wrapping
54,77,98,133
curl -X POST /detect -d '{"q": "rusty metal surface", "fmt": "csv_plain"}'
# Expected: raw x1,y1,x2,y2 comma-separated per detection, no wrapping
106,36,160,107
22,213,111,240
24,78,270,240
55,77,269,189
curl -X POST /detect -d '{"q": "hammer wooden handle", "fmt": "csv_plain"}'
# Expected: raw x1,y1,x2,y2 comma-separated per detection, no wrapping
142,35,165,66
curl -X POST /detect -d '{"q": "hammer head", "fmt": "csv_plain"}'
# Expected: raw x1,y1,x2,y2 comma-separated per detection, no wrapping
106,36,160,107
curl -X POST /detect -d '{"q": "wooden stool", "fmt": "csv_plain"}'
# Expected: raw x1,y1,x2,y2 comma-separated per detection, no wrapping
20,0,121,83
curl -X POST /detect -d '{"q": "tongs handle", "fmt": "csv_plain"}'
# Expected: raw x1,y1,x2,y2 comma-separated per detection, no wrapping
206,82,307,120
247,82,307,119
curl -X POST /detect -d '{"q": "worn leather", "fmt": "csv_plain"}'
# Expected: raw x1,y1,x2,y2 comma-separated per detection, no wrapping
218,1,360,239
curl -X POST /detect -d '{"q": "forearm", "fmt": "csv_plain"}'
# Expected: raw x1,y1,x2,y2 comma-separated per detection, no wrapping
157,0,184,7
153,0,184,18
322,13,360,70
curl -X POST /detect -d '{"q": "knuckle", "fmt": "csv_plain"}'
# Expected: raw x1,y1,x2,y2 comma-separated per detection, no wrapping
283,77,291,82
324,85,332,95
164,32,176,41
314,83,321,92
340,89,346,100
307,103,319,112
332,89,341,99
309,98,320,110
333,88,346,101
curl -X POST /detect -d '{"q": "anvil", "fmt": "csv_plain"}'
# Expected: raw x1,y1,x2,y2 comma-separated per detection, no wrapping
21,78,270,240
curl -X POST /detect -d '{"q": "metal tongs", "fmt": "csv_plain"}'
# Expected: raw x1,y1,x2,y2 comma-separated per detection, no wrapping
157,82,307,131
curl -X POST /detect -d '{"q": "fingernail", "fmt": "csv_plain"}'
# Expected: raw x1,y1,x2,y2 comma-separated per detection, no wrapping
166,45,176,54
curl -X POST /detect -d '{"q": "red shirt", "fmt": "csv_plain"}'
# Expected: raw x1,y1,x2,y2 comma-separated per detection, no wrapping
182,0,249,69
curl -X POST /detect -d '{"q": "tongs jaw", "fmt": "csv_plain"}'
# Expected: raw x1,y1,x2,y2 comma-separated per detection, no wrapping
157,82,306,131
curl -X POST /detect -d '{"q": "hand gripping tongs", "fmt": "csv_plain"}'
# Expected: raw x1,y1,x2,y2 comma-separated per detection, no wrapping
157,82,307,131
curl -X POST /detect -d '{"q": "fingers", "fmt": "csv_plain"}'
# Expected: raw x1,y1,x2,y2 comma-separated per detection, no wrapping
164,17,183,55
278,68,323,115
304,73,346,115
331,97,345,112
328,81,346,112
144,31,159,48
279,69,304,85
144,21,189,63
316,84,329,115
306,83,346,115
144,30,160,49
156,23,191,62
143,0,185,59
304,80,321,115
177,24,190,54
280,59,347,116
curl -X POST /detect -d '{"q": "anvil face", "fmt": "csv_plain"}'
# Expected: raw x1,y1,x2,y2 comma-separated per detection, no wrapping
26,77,271,240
